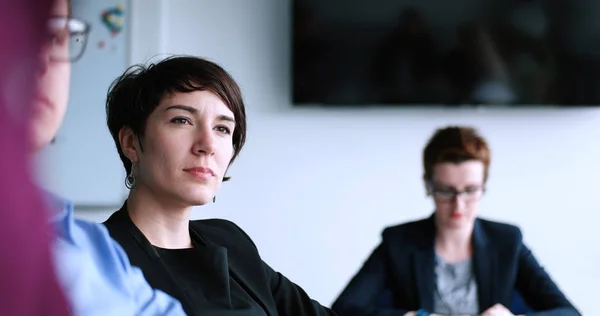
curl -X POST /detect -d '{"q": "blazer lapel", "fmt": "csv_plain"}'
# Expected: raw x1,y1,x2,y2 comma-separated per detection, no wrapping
389,216,435,311
189,224,278,316
472,219,497,311
413,248,435,311
104,204,195,312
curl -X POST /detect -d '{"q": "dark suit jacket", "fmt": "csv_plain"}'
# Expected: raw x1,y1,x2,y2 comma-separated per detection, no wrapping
332,216,580,316
104,203,335,316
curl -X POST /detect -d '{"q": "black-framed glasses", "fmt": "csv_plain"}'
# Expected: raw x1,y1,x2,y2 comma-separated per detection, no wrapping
427,182,485,202
46,16,91,62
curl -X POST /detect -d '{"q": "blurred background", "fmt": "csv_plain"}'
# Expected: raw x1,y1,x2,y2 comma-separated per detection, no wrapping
36,0,599,314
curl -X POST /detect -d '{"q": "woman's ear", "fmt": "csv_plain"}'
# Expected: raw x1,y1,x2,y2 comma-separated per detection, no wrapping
118,126,140,163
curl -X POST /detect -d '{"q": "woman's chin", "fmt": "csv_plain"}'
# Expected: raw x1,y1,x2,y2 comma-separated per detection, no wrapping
185,194,215,206
176,186,217,206
437,215,472,230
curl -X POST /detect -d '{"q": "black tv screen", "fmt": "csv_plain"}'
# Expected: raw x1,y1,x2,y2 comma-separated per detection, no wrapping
292,0,600,106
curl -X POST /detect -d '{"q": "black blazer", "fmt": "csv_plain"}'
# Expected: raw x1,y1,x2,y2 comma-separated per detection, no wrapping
104,203,335,316
332,216,580,316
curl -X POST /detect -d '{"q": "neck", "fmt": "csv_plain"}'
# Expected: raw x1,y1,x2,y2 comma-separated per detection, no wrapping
126,184,193,249
435,221,474,262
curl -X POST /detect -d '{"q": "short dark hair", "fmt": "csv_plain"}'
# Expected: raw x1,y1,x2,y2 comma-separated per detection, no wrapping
423,126,491,182
106,55,247,181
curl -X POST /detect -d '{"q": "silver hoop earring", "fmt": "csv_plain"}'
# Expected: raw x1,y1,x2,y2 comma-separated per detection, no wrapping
125,162,136,189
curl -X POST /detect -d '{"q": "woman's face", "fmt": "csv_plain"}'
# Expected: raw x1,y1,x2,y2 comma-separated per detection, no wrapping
121,90,235,207
427,160,485,230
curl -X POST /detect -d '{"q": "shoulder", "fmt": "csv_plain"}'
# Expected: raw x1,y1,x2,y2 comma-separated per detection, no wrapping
476,217,523,243
53,217,135,290
73,217,114,242
382,217,433,241
71,217,131,266
50,197,129,266
54,206,117,250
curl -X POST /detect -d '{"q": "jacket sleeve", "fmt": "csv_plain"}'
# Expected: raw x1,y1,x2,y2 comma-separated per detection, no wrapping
227,221,336,316
331,243,409,316
514,230,580,316
262,261,337,316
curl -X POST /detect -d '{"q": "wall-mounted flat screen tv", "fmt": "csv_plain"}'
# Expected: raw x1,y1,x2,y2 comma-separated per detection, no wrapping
292,0,600,107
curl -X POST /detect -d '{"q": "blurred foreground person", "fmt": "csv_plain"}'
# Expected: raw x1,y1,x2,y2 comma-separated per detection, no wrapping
0,0,70,314
27,0,186,314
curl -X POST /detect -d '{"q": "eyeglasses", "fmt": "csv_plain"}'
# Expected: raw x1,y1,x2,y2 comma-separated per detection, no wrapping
427,182,485,202
46,16,91,62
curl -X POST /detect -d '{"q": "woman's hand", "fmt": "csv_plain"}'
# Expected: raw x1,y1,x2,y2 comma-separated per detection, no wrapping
479,304,514,316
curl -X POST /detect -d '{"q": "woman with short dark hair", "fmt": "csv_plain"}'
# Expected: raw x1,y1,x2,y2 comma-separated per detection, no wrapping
103,55,334,316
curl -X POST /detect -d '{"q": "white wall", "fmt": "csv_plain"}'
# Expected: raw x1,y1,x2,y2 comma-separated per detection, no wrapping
76,0,599,314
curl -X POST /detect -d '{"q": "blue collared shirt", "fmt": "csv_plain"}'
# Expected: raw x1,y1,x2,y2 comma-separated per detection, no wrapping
51,196,186,316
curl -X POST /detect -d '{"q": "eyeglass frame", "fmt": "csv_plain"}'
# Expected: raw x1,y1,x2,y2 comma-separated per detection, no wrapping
47,15,92,63
426,180,486,202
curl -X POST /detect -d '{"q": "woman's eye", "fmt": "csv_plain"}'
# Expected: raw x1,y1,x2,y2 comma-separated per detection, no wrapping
216,126,231,134
171,117,191,125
